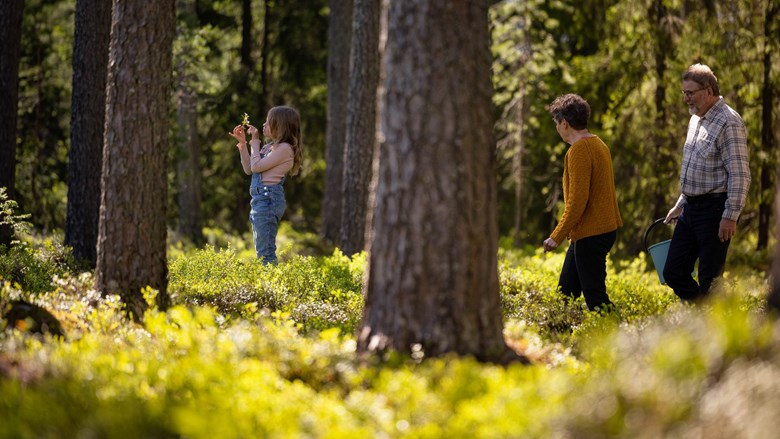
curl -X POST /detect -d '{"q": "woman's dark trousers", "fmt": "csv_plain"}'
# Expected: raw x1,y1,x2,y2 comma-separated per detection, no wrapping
558,230,617,310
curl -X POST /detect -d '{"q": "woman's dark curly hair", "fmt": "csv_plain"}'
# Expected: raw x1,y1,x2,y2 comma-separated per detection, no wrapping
547,94,590,130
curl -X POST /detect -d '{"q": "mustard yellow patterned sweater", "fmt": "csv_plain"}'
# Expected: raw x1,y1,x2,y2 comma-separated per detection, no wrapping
550,136,623,244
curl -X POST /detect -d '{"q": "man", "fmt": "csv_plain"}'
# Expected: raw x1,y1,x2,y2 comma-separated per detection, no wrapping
663,63,751,301
543,94,623,311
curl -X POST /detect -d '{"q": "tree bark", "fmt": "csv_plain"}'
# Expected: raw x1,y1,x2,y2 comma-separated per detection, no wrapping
175,77,203,246
0,0,24,246
321,0,353,245
512,87,526,248
65,0,112,267
766,0,780,312
96,0,175,319
650,0,673,221
756,0,777,251
241,0,253,71
340,0,381,256
358,0,524,364
227,0,255,233
175,0,204,245
259,0,270,116
768,163,780,311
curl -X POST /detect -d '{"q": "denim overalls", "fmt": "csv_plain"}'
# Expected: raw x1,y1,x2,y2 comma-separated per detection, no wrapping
249,146,286,264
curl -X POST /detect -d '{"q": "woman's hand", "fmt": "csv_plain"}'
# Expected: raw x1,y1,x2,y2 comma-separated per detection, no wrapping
247,124,259,140
228,125,247,145
542,238,558,252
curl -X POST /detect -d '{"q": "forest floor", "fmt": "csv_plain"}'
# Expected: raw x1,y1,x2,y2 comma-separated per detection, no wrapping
0,226,776,438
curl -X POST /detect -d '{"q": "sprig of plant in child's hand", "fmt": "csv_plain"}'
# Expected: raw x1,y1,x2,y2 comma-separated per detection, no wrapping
241,113,251,130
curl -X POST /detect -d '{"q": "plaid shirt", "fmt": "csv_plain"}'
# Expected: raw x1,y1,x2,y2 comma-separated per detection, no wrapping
677,98,751,221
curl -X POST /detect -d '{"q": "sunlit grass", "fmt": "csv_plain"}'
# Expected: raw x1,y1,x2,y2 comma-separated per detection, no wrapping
0,228,775,438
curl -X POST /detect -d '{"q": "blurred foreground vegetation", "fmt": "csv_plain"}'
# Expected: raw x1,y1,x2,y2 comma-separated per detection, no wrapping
0,224,775,438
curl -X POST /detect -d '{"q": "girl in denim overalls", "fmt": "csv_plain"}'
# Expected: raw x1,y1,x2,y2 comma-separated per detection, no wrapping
229,106,303,264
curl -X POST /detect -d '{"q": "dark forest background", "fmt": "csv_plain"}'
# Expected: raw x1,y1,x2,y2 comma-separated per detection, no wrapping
6,0,779,260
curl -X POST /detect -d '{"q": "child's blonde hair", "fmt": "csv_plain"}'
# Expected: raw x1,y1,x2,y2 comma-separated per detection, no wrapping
267,106,303,176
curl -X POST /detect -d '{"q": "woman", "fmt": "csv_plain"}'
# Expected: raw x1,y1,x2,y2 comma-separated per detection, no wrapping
543,94,623,311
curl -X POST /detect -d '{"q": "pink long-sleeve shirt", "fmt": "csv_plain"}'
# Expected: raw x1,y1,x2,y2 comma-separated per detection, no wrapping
238,140,294,184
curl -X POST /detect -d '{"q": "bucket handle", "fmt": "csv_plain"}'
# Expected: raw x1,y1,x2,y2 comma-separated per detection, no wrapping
643,217,669,253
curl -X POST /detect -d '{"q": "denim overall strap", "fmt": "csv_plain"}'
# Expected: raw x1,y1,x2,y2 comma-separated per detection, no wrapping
248,145,269,196
249,172,263,196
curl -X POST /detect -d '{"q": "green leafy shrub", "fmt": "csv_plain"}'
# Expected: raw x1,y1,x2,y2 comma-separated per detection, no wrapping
4,285,773,439
498,247,666,346
0,189,80,294
0,279,575,438
0,298,370,438
499,248,586,343
2,230,774,438
168,245,273,313
0,245,58,294
168,246,364,334
561,290,775,438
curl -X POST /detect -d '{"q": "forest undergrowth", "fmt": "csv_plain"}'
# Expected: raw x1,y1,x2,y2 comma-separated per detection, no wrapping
0,225,777,438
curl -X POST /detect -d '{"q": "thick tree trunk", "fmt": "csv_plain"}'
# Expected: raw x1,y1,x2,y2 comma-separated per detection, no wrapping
65,0,112,267
512,88,526,248
767,0,780,311
650,0,672,221
175,0,204,245
96,0,175,319
225,0,255,234
321,0,353,245
176,83,203,245
259,0,270,116
340,0,381,256
241,0,253,71
358,0,524,364
756,0,777,251
769,168,780,311
0,0,24,246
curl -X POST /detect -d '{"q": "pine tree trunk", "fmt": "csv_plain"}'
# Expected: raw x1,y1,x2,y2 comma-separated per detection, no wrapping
96,0,175,319
767,0,780,311
340,0,380,256
321,0,353,245
176,83,203,245
65,0,112,267
241,0,253,71
0,0,24,246
259,0,270,115
226,0,256,234
512,87,526,248
650,0,672,221
358,0,524,364
768,169,780,311
175,0,204,245
176,85,204,245
756,0,777,251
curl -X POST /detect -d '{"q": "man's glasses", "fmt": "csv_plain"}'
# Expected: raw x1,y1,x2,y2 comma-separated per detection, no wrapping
681,87,707,98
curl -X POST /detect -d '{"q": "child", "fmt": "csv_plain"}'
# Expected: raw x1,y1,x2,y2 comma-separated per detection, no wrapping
228,106,303,264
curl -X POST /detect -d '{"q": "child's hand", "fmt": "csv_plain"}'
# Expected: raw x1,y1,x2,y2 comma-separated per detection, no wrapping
228,125,247,144
247,124,259,139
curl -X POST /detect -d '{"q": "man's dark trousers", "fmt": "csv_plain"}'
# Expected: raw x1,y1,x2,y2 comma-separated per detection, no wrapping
663,194,730,301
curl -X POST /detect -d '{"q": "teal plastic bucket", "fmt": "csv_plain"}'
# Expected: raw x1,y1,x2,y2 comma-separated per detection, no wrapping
647,239,671,284
644,218,673,285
